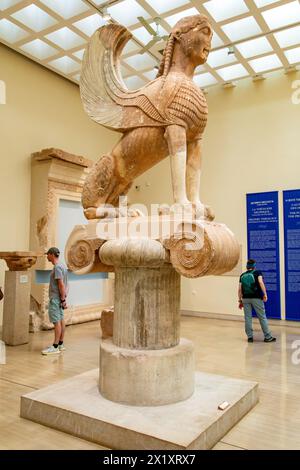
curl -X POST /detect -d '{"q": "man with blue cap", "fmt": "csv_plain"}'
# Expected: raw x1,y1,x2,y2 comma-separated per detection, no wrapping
238,259,276,343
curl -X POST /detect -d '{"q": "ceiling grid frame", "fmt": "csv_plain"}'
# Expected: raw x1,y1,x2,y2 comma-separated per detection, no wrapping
190,0,254,84
245,0,290,70
0,0,299,88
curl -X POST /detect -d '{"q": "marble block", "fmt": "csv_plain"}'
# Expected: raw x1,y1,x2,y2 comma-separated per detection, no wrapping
2,271,31,345
20,369,258,450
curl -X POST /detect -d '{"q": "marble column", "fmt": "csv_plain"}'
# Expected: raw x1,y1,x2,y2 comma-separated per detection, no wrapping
98,239,195,406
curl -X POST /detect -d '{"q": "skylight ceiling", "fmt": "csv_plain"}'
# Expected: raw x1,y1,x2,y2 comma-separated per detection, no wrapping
0,0,299,90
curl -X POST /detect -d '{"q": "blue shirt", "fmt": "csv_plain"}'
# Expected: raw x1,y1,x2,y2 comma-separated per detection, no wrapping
49,263,68,300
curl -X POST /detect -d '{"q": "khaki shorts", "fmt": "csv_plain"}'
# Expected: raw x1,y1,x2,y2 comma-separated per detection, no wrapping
48,298,64,324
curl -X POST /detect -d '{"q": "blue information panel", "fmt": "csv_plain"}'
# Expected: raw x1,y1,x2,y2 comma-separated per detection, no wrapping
283,190,300,321
246,192,281,319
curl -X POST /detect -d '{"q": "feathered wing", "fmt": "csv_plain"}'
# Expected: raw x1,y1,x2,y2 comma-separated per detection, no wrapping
80,24,175,132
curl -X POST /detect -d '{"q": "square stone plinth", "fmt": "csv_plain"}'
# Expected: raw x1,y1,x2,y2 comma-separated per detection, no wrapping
20,369,258,450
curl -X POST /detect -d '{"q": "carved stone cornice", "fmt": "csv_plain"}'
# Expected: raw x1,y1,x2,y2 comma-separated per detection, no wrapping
0,251,42,271
32,148,93,168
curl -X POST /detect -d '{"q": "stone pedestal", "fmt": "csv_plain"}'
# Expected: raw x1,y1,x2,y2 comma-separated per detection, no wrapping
2,271,31,345
99,239,194,406
0,251,41,346
20,368,259,450
22,216,254,448
100,338,194,406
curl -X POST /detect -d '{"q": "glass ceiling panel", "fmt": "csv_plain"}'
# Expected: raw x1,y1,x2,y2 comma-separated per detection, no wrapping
124,53,157,70
165,8,199,28
39,0,89,20
207,48,237,68
253,0,280,7
217,63,249,81
222,16,262,42
147,0,190,15
11,4,57,33
249,53,282,72
20,38,57,60
262,1,300,30
132,26,153,44
122,39,140,56
108,0,150,27
48,56,80,74
0,0,23,10
193,72,218,87
73,48,85,60
73,14,105,37
203,0,249,22
45,27,86,50
0,18,29,43
236,37,273,58
124,75,146,90
211,31,224,48
284,46,300,65
274,25,300,49
143,69,157,81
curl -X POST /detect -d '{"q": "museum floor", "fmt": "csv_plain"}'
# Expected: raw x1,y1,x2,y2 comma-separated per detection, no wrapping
0,315,299,450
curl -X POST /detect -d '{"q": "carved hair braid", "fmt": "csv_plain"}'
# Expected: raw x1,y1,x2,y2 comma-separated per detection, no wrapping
156,35,175,78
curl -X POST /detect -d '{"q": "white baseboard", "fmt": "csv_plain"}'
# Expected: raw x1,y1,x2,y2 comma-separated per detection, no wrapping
181,310,300,328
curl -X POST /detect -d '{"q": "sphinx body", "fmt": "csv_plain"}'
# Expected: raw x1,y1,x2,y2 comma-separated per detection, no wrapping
81,15,213,220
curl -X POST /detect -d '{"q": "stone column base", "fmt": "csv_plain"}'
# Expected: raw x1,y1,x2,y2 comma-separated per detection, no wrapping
21,368,259,450
99,338,195,406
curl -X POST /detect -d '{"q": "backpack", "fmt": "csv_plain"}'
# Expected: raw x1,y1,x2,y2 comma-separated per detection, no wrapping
241,271,258,296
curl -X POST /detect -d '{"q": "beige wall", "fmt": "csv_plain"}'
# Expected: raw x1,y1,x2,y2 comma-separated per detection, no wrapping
1,42,299,322
129,70,300,317
0,44,119,323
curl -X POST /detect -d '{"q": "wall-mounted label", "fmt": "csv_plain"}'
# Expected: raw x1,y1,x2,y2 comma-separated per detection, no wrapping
283,190,300,321
246,192,281,319
19,275,28,284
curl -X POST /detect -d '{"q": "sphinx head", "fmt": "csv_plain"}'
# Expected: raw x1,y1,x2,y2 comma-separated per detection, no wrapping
172,15,213,66
157,15,213,77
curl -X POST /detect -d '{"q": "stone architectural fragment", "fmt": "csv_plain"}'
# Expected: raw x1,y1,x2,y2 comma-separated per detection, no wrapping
0,252,41,345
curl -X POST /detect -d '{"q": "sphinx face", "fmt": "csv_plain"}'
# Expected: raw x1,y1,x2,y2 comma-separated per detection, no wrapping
181,23,213,66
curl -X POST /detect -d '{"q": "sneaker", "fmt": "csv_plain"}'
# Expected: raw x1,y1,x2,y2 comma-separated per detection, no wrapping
264,337,276,343
247,337,254,343
41,345,61,355
58,344,66,351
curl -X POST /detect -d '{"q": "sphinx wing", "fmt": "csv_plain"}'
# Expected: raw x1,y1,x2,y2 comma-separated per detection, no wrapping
80,24,170,131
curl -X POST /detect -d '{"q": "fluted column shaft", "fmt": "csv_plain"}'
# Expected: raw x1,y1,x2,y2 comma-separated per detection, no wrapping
114,265,180,349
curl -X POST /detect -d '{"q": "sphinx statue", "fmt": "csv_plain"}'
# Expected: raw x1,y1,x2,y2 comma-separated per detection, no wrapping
64,14,240,406
66,14,240,280
80,14,214,220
